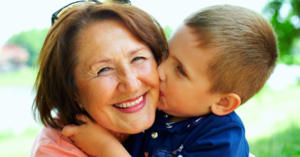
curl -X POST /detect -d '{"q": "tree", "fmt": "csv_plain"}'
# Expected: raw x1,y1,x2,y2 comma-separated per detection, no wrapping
263,0,300,64
7,28,48,66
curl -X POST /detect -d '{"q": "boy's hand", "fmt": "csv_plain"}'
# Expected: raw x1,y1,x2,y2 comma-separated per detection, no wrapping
62,114,130,157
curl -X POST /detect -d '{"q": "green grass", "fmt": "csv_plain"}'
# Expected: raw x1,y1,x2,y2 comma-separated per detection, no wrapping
249,124,300,157
0,135,38,157
0,127,41,157
236,85,300,156
0,68,37,86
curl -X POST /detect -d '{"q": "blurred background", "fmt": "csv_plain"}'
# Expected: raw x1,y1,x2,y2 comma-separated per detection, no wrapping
0,0,299,156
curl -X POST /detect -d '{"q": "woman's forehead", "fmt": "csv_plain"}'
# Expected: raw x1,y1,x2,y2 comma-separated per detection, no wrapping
75,20,150,65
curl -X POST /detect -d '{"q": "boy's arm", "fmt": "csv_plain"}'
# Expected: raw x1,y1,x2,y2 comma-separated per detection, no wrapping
62,115,131,157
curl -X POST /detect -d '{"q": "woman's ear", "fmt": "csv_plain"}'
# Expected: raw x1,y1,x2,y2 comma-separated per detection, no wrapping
74,92,84,111
211,93,241,116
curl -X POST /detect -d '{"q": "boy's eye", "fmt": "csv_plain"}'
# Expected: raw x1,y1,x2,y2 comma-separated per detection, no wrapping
132,57,145,63
97,67,110,75
177,66,187,76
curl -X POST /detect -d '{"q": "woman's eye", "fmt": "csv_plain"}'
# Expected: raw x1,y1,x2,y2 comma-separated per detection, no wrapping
97,67,110,75
132,57,145,63
177,66,187,76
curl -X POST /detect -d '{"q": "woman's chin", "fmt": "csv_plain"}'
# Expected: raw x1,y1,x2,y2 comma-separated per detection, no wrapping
132,118,155,134
125,93,157,133
117,113,155,134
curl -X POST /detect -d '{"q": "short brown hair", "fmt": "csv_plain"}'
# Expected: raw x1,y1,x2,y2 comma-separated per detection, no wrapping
184,5,278,104
33,2,167,129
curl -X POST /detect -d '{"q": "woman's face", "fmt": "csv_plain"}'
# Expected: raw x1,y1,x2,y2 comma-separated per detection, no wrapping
74,20,159,134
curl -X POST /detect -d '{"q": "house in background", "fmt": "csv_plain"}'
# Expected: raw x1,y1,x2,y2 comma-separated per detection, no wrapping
0,44,29,73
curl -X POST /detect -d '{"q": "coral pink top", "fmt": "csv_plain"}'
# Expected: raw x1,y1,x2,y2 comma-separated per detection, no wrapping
30,126,94,157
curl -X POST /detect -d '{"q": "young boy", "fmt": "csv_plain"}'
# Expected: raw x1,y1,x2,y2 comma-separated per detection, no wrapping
63,4,278,157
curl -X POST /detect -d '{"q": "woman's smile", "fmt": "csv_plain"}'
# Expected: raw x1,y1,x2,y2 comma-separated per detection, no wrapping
113,93,146,113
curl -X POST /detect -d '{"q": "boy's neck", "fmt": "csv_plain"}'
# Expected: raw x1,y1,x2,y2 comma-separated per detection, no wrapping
167,116,189,123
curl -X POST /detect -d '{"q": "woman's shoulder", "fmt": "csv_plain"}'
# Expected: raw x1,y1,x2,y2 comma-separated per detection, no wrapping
30,125,91,157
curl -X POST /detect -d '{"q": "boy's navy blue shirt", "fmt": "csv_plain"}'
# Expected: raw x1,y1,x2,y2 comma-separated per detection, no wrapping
124,110,249,157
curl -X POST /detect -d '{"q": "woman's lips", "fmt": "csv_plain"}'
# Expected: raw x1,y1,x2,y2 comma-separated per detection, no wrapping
113,93,147,113
116,95,143,104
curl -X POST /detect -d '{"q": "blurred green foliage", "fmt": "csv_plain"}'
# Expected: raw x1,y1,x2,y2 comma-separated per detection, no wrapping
164,25,173,40
263,0,300,64
0,67,36,86
7,28,48,67
249,124,300,156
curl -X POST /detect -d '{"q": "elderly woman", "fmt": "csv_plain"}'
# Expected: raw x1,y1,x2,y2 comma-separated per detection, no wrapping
30,0,167,156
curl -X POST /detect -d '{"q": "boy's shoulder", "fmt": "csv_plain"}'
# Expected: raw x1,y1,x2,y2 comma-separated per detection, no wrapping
138,110,249,157
203,111,246,130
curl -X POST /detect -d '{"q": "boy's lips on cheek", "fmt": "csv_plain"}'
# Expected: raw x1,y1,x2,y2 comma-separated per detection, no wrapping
159,91,163,96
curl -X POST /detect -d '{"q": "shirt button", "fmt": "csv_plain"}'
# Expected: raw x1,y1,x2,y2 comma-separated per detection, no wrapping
144,152,149,157
151,132,158,139
166,125,172,128
164,114,169,118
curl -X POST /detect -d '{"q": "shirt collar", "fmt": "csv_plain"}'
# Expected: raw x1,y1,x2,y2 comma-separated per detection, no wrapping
152,110,207,134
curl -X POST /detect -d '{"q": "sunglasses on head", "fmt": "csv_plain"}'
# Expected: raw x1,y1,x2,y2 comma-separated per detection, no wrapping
51,0,131,26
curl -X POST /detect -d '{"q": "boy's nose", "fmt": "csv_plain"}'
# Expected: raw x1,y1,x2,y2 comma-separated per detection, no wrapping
158,60,166,82
118,68,141,93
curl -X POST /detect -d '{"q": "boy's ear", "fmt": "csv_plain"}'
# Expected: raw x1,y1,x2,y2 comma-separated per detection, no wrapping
211,93,241,116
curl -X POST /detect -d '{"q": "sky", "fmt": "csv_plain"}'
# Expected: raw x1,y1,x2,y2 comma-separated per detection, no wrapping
0,0,268,47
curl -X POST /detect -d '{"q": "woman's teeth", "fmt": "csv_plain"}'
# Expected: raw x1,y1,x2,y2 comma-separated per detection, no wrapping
114,96,143,109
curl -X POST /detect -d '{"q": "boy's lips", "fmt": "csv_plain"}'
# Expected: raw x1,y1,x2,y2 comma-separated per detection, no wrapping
159,91,163,96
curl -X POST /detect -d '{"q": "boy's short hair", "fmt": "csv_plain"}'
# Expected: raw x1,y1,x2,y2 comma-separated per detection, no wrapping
184,5,278,104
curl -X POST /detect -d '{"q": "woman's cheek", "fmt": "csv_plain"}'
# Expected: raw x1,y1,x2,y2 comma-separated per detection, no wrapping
138,61,159,87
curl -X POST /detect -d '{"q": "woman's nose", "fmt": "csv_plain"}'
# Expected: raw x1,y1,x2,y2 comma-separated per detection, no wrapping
158,60,166,82
118,68,141,93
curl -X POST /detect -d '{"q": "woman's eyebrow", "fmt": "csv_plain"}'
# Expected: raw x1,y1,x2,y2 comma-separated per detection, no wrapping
92,58,112,65
97,58,112,63
128,48,146,57
89,48,146,68
89,58,112,70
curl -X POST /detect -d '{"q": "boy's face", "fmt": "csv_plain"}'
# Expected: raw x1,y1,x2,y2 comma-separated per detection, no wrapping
157,24,221,118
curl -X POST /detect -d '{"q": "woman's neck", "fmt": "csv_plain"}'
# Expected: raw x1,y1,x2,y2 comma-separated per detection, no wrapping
167,116,189,123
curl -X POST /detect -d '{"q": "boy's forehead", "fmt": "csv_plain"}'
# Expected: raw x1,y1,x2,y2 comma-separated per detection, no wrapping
169,24,200,47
